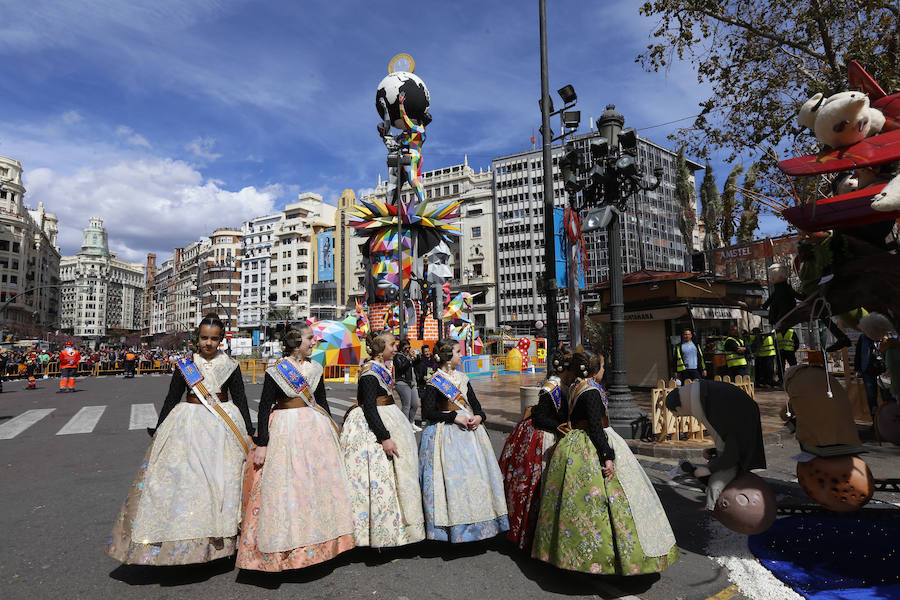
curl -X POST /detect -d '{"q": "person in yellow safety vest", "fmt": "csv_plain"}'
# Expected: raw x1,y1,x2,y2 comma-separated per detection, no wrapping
124,350,137,378
776,328,798,383
751,327,777,388
723,324,749,379
674,328,707,383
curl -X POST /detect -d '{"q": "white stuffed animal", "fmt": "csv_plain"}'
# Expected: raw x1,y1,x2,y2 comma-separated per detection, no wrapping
812,91,885,148
802,91,897,211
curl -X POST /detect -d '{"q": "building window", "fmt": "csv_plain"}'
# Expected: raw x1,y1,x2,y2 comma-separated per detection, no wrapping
471,226,481,238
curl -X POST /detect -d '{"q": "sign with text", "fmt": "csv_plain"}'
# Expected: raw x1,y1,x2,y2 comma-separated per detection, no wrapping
713,235,801,266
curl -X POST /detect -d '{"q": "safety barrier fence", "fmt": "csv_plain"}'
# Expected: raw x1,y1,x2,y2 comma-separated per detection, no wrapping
4,360,175,379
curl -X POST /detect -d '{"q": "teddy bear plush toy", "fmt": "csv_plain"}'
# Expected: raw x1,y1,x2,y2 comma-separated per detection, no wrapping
800,90,900,211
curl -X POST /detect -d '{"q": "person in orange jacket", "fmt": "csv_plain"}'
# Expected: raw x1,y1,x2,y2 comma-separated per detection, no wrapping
58,341,81,393
124,349,137,378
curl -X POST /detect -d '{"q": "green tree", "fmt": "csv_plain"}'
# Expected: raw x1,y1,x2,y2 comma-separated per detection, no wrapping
700,161,721,250
737,162,761,243
638,1,899,167
720,163,744,246
674,148,698,268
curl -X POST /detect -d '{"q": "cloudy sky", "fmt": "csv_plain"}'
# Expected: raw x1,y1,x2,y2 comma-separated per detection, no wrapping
0,0,785,263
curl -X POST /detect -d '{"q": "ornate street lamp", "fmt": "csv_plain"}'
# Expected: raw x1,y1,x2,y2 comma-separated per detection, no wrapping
577,104,663,437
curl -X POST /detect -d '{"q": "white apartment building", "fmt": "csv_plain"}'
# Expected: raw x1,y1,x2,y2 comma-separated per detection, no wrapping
268,193,336,320
199,227,241,332
0,155,61,336
349,158,496,332
59,218,144,341
492,131,702,336
149,256,174,335
238,214,279,329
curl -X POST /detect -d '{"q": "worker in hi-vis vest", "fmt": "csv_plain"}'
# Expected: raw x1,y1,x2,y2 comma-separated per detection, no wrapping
723,324,749,379
674,328,706,383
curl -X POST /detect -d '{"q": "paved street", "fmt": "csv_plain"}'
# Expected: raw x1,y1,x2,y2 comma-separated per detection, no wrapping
2,373,896,600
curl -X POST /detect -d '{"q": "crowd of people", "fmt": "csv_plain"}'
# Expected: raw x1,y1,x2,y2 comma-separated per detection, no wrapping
0,347,185,380
104,315,689,580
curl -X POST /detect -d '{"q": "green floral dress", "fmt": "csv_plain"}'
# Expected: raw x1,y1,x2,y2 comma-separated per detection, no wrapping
532,426,679,575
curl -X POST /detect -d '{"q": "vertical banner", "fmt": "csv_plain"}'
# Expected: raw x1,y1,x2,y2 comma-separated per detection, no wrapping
553,207,584,288
252,330,259,346
317,231,334,282
554,207,567,288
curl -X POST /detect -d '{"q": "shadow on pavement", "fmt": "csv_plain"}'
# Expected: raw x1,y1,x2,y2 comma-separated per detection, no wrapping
109,556,236,586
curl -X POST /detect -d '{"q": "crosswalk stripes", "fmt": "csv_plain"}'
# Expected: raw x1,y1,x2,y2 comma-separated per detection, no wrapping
129,404,158,430
56,406,106,435
0,409,56,440
0,397,358,440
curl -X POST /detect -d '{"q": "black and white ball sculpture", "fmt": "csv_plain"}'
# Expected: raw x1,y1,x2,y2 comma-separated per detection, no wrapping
375,71,430,129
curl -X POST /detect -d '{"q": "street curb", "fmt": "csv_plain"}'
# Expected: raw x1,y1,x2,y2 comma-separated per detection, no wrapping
484,419,516,435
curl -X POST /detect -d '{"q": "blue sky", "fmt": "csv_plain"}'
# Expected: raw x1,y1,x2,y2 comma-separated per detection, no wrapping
0,0,786,263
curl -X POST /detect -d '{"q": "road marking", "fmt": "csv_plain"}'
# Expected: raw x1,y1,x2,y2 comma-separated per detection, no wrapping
0,409,56,440
129,404,158,430
249,409,258,423
56,406,106,435
329,398,353,408
705,585,739,600
593,581,643,600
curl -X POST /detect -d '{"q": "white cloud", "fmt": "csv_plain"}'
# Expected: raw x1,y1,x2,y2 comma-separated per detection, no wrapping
115,125,151,148
25,157,281,262
186,136,221,161
61,110,83,125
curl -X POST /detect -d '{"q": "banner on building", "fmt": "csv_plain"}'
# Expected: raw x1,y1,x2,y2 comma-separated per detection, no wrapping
317,231,334,282
252,330,259,346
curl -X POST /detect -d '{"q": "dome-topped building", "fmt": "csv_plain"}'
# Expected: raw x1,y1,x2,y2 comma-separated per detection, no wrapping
81,217,110,257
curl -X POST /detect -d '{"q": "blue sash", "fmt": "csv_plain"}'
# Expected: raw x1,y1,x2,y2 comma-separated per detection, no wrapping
276,360,311,398
545,383,563,411
369,361,394,391
589,379,609,410
430,371,467,411
176,357,204,387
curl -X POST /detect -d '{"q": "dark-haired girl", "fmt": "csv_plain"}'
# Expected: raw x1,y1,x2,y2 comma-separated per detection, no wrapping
341,332,424,547
419,340,508,543
106,314,254,565
236,324,355,571
532,352,679,575
498,347,569,552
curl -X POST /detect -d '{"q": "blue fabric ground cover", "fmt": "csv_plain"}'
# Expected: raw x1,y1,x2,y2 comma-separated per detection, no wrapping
748,515,900,600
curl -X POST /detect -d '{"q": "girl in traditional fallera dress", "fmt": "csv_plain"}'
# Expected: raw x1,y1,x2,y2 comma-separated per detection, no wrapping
341,332,425,548
236,325,355,571
419,340,509,543
532,352,679,575
106,314,254,565
498,347,569,552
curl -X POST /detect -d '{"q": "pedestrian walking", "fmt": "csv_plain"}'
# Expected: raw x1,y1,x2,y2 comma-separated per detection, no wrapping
498,345,568,552
341,332,425,548
419,339,509,543
57,342,80,393
393,338,421,430
532,350,679,574
237,324,355,571
105,313,254,565
673,328,706,383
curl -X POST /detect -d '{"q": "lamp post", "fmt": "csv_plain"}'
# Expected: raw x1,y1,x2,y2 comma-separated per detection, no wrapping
577,104,664,437
538,0,580,351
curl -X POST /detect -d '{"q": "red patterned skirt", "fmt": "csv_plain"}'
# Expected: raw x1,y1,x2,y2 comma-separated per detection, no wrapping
498,418,557,552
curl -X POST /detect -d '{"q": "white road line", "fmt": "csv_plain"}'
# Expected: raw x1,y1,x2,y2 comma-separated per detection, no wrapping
249,409,258,423
0,409,56,440
129,404,158,430
56,406,106,435
329,398,353,408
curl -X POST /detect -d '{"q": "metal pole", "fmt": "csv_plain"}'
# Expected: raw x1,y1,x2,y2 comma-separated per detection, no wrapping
539,0,559,352
396,186,407,340
605,180,643,436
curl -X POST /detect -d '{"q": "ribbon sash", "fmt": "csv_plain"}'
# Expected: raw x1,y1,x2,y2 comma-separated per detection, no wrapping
430,371,468,412
545,383,563,412
273,359,339,436
275,360,314,404
369,362,394,391
176,357,249,454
